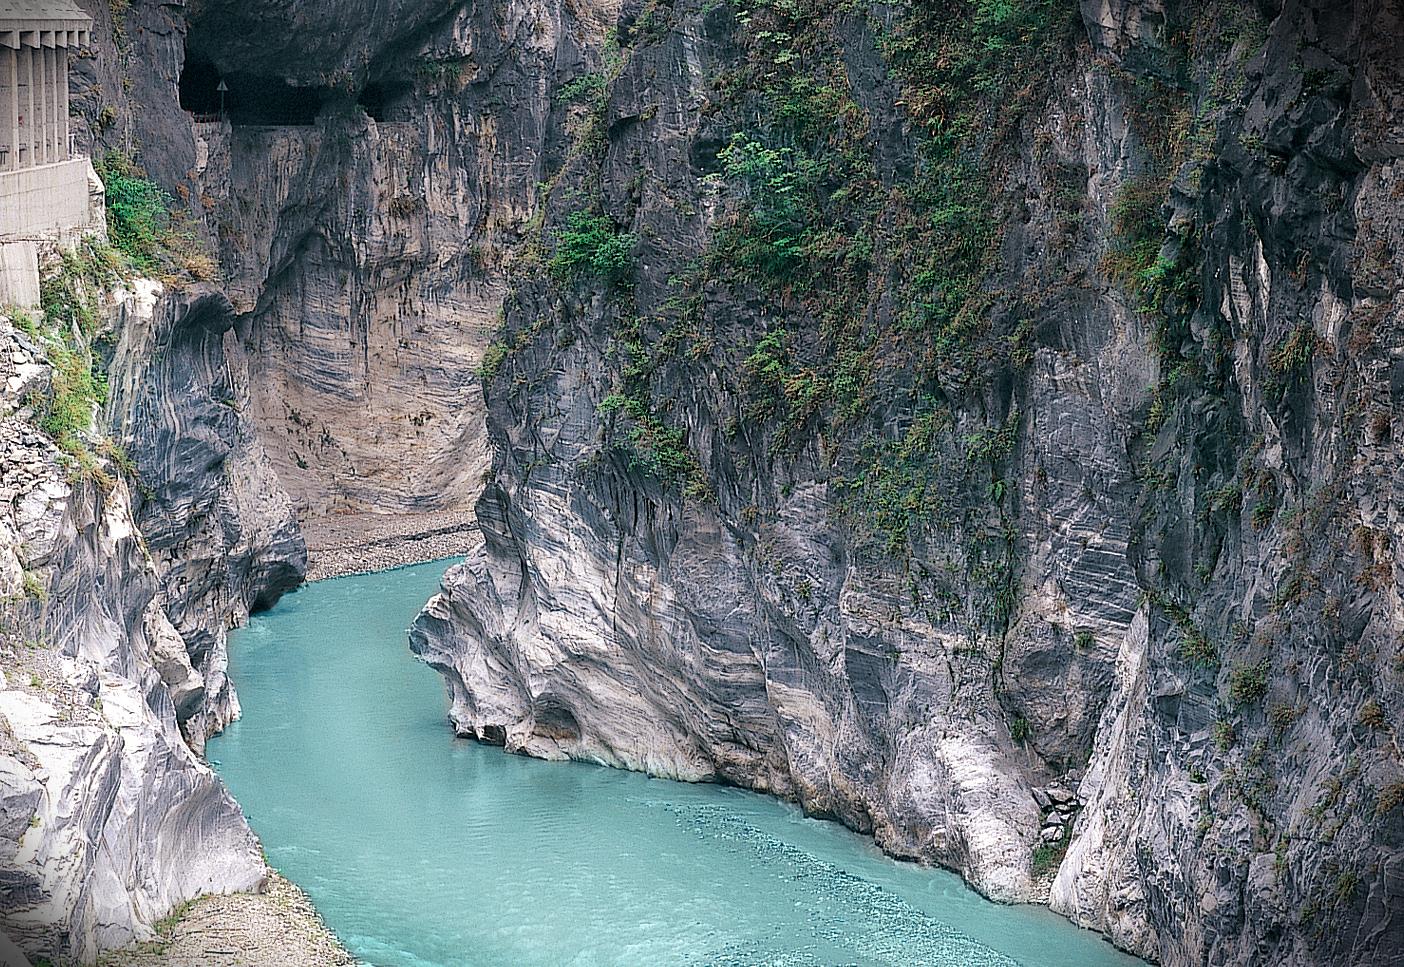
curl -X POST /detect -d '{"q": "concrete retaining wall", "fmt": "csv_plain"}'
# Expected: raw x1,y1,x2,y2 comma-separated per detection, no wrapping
0,241,40,308
0,158,105,306
0,158,100,240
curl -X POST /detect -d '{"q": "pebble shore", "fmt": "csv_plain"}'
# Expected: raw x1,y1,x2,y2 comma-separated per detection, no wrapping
96,873,355,967
300,509,478,582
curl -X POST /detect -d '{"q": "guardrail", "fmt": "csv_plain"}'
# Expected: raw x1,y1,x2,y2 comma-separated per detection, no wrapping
0,135,82,169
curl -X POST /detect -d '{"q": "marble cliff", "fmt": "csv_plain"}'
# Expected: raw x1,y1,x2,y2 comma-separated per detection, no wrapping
0,0,1400,965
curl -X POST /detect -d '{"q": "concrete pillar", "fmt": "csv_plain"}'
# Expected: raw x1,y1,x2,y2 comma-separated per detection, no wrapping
51,45,60,160
58,48,68,159
47,44,57,162
5,47,15,171
32,43,42,165
23,45,33,168
38,43,49,165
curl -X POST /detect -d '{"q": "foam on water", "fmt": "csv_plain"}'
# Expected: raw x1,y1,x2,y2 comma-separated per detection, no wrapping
209,559,1145,967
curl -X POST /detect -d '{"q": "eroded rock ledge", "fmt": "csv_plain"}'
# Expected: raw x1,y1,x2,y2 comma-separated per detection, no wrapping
410,2,1404,965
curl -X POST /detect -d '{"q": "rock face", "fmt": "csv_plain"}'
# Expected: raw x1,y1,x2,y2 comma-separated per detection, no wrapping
104,282,305,748
409,1,1404,965
8,0,1399,964
166,0,617,520
0,308,267,963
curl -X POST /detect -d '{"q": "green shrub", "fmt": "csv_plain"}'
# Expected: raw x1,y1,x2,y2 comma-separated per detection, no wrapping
1332,871,1358,906
1228,659,1270,706
1180,624,1218,667
95,153,175,270
1269,324,1319,374
557,71,606,108
20,570,45,602
39,242,122,340
6,304,43,341
1031,830,1070,876
597,393,700,489
1212,719,1235,751
1103,176,1166,289
714,134,813,282
1358,700,1386,730
479,342,509,381
1375,781,1404,818
1269,701,1301,735
964,411,1020,465
37,340,106,456
548,211,635,284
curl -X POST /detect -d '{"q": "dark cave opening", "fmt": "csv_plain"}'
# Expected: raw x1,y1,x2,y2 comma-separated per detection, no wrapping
179,50,337,125
358,80,414,122
177,53,223,117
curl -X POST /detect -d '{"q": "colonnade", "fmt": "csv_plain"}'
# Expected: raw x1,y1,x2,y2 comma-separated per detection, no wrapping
0,26,86,171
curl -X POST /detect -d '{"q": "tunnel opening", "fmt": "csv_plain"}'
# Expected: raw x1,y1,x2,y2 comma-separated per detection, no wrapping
178,53,223,118
358,80,414,122
179,50,338,125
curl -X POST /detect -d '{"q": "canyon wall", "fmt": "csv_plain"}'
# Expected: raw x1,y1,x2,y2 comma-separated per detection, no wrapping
1,0,1400,964
175,0,620,519
410,1,1404,964
0,289,272,962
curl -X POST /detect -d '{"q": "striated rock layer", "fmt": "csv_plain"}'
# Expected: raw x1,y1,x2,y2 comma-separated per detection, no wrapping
410,1,1404,965
104,282,305,749
173,0,616,521
0,302,271,963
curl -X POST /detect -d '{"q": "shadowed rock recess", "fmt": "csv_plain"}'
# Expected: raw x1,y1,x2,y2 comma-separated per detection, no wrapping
0,0,1400,964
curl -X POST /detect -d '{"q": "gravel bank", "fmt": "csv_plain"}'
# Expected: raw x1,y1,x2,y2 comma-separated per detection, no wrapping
300,510,477,582
95,872,354,967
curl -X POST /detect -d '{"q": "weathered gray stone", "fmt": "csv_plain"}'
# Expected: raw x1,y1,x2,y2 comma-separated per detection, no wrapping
0,282,292,962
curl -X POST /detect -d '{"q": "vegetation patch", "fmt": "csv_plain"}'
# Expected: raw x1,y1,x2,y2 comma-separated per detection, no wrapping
687,0,1074,586
1228,659,1270,707
548,211,636,285
11,239,138,483
598,392,706,497
95,152,216,280
1031,828,1070,876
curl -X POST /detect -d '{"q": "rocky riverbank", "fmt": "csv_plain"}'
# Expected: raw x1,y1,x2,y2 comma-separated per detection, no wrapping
300,510,476,582
96,873,354,967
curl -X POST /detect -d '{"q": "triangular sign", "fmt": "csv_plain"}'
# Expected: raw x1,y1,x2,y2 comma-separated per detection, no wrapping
217,80,229,92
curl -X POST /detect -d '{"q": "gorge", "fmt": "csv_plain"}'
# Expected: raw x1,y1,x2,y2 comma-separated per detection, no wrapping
210,558,1145,966
0,0,1400,965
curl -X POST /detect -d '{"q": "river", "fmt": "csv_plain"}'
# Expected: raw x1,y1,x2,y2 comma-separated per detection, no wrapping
208,559,1144,967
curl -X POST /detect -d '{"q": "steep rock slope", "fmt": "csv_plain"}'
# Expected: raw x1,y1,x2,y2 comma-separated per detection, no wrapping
0,298,266,963
104,284,304,748
171,0,622,518
411,1,1404,964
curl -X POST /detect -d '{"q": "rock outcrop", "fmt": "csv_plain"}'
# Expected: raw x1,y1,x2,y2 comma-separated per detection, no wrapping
103,281,305,749
167,0,612,520
409,1,1404,964
0,306,267,963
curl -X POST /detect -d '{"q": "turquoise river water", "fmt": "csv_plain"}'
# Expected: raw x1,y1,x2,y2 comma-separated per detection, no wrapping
208,559,1146,967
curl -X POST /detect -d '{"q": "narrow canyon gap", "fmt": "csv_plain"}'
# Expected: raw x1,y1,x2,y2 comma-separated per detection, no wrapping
0,0,1399,965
